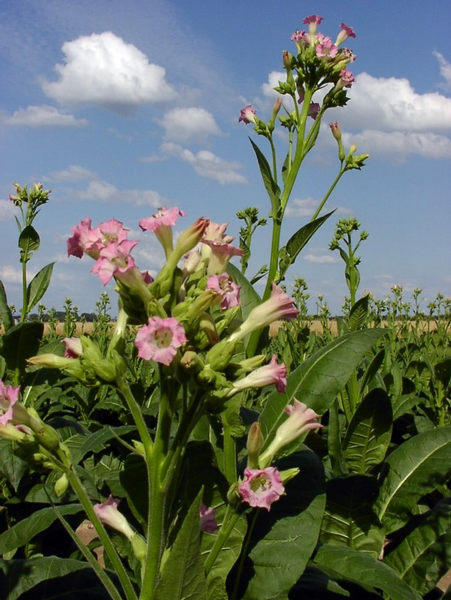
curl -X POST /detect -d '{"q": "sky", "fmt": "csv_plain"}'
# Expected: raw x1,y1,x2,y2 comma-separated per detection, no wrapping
1,0,450,316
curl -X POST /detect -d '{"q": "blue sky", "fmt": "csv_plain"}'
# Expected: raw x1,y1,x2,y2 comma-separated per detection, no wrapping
1,0,450,315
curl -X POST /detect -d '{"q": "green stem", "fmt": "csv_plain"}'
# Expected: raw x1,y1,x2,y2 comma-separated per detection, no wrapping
223,426,237,484
20,260,27,322
204,506,241,573
231,509,259,600
65,467,138,600
310,166,346,222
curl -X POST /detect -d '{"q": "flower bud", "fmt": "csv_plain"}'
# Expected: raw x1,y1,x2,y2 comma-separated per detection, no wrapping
246,422,264,469
54,472,69,497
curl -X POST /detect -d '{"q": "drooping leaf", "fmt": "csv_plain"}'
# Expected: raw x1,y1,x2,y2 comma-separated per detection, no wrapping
0,279,14,331
278,210,335,280
320,475,384,558
313,545,422,600
0,557,102,600
154,490,207,600
375,425,451,532
384,500,451,595
358,347,385,395
249,138,280,214
18,224,40,261
26,262,55,312
342,388,392,474
0,504,82,555
240,450,326,600
0,320,43,372
259,329,385,451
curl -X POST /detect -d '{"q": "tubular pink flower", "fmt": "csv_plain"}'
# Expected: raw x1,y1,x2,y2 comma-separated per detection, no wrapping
259,399,322,466
329,122,342,141
93,495,135,540
135,317,187,366
200,503,219,533
62,337,83,358
315,37,338,59
303,15,323,26
139,207,186,258
229,283,298,343
238,467,285,511
0,380,20,426
291,29,310,46
335,23,356,46
67,218,130,260
91,240,137,285
206,274,241,310
230,355,287,395
238,105,257,124
339,69,355,87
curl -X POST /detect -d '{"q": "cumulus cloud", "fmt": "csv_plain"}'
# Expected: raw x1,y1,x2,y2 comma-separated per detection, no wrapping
42,32,176,114
159,107,221,142
3,105,88,127
433,51,451,89
342,130,451,160
303,250,339,264
79,180,168,207
285,197,318,218
0,265,32,284
48,165,97,181
161,142,246,184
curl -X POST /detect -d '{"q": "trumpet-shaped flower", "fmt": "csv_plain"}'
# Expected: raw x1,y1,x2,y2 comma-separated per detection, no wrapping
315,37,338,59
339,69,355,87
335,23,356,46
238,105,257,124
139,207,186,257
91,240,137,285
238,467,285,511
0,380,19,426
67,218,130,260
229,355,287,395
201,226,242,274
93,495,135,540
259,399,322,466
206,274,241,310
62,337,83,358
200,503,219,533
135,317,187,366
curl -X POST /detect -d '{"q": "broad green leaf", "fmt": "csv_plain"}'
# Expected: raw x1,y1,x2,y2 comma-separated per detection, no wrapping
358,347,385,395
154,490,207,600
290,565,351,597
0,320,43,372
320,475,384,558
249,138,280,214
66,425,136,464
0,504,82,554
259,329,385,450
0,556,100,600
0,279,14,331
375,425,451,532
384,500,451,595
241,450,326,600
313,545,422,600
0,439,29,491
348,295,369,331
278,210,335,280
227,263,261,322
18,224,40,262
26,262,55,312
120,454,148,528
343,388,392,473
392,394,422,420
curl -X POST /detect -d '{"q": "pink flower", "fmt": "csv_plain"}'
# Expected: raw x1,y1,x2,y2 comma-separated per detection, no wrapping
259,399,322,466
339,69,355,87
238,467,285,511
315,37,338,59
200,503,219,533
303,15,323,26
0,380,20,426
91,240,137,285
67,218,130,260
291,29,309,46
335,23,356,46
135,317,187,366
62,337,83,358
206,274,241,310
230,355,287,395
329,122,342,141
139,207,186,258
201,222,242,274
238,105,257,124
308,102,321,120
93,495,135,540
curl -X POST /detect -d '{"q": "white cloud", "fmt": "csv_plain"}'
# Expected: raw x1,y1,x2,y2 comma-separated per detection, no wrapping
3,105,88,127
304,251,339,264
345,72,451,131
159,107,221,142
433,51,451,89
0,265,36,284
48,165,97,182
342,130,451,160
285,197,318,217
161,142,246,184
79,180,168,207
42,32,176,114
0,200,18,221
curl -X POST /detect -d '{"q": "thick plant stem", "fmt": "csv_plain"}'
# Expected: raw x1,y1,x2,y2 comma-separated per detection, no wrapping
204,507,242,573
65,467,138,600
